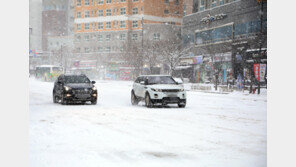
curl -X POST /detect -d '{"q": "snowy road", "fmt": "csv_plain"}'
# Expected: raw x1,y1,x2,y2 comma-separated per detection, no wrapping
29,78,266,167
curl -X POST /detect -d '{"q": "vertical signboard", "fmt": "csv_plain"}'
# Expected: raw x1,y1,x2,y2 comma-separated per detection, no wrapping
254,64,267,82
254,64,260,81
260,64,267,82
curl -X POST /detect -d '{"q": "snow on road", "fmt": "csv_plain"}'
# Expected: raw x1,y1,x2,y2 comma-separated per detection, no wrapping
29,78,266,167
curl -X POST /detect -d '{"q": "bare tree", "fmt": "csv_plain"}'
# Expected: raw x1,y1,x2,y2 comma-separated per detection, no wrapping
120,41,143,78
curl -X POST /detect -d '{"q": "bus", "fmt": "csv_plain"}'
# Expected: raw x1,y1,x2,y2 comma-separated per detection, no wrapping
35,65,64,82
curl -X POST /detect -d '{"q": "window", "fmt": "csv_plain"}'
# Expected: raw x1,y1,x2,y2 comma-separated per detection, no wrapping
120,8,126,15
98,47,103,52
164,9,169,14
75,35,81,42
121,0,126,2
132,7,138,14
77,0,81,6
200,0,205,5
85,47,90,53
85,11,90,18
133,0,139,2
106,0,112,3
211,0,217,8
106,22,111,29
132,34,138,40
84,35,90,41
84,23,90,30
132,20,138,28
98,10,103,16
120,34,126,40
76,12,81,18
106,47,111,52
85,0,89,6
96,22,103,29
141,6,143,12
195,25,233,45
106,34,111,41
76,24,81,30
76,47,81,53
164,0,169,4
98,0,103,5
153,33,160,40
120,21,126,28
106,9,111,16
97,35,103,41
175,0,179,5
120,46,124,52
200,0,205,11
219,0,224,5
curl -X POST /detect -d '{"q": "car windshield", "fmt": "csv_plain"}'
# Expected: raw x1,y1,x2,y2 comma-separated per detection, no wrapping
147,76,177,85
64,76,90,83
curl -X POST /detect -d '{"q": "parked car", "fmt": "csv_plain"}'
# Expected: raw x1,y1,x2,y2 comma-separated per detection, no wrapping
131,75,187,108
53,74,97,105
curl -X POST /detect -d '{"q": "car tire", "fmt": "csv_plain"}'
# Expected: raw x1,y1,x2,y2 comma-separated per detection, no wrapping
145,93,153,108
61,95,67,105
178,103,186,108
91,100,97,105
131,90,139,105
53,94,58,103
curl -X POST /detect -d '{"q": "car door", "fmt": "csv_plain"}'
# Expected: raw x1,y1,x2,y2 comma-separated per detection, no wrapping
138,76,147,98
133,77,141,97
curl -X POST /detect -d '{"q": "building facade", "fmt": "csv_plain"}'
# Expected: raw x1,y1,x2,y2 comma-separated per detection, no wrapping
29,0,43,72
73,0,184,79
180,0,267,84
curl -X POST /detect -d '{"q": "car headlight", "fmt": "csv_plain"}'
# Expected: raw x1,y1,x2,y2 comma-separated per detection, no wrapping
151,88,162,92
92,86,97,91
64,86,71,91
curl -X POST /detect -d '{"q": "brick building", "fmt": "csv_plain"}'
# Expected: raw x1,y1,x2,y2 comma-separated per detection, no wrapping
73,0,184,79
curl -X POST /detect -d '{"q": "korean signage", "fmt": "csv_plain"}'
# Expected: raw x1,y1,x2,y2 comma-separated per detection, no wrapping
193,56,203,64
254,64,267,82
201,13,227,24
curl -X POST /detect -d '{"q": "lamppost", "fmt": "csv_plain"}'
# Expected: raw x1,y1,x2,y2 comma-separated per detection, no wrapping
257,0,266,94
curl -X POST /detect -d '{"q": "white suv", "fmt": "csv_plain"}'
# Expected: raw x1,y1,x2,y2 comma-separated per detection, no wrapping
131,75,187,108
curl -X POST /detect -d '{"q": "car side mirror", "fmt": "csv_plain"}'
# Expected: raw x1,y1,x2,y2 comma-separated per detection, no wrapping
92,81,96,84
140,81,145,85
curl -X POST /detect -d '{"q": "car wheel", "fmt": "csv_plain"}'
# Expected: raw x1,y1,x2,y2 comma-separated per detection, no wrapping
145,93,153,108
61,95,67,105
91,100,97,105
53,95,58,103
131,90,139,105
178,103,186,108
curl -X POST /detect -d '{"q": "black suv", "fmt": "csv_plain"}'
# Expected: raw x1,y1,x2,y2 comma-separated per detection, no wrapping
53,74,97,105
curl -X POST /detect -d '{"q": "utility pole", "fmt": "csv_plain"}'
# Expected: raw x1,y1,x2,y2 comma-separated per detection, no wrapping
258,0,264,94
60,45,63,67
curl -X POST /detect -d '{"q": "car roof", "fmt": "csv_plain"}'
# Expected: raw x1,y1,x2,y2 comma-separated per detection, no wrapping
138,75,172,77
61,74,87,77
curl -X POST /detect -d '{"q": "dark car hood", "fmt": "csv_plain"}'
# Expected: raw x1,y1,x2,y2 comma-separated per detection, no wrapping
65,83,93,89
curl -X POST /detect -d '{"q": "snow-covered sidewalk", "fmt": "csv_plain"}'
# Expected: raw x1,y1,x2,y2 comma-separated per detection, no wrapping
29,78,266,167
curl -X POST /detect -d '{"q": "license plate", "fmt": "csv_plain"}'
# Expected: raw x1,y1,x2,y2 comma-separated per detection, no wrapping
166,93,177,97
76,94,90,99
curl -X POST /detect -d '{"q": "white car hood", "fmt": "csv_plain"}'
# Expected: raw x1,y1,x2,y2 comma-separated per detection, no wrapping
147,84,184,90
